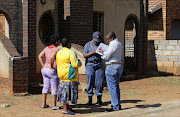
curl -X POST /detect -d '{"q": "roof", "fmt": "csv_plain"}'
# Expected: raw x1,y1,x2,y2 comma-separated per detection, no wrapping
144,0,162,13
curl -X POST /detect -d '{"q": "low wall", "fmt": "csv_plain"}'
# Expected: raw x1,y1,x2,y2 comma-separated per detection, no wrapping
148,40,180,75
0,34,28,95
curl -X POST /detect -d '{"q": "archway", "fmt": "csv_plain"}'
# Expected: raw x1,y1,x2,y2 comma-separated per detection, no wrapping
171,19,180,40
38,10,54,45
0,12,10,38
124,14,139,74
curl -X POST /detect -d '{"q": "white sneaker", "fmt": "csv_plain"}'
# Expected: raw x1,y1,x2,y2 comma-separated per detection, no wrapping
41,105,49,108
52,106,61,110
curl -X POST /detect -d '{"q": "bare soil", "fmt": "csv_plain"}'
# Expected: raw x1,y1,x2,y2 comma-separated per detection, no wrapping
0,76,179,117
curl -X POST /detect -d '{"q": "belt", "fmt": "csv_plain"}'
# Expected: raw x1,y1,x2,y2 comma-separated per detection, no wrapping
88,60,102,64
106,63,121,65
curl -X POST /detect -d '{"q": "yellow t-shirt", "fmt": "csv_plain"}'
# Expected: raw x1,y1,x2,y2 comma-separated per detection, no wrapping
56,47,82,82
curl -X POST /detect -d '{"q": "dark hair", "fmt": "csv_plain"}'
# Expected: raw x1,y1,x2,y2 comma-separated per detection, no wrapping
50,35,60,44
61,37,70,47
107,32,116,39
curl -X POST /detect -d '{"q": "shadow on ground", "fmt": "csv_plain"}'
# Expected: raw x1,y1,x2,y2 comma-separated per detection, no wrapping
70,100,146,114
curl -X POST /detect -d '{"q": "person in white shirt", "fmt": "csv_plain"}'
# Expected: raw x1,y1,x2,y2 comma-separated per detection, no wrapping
100,32,123,111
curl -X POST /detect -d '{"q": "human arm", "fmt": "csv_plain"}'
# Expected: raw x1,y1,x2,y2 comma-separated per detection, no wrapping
101,44,115,60
83,43,96,58
83,49,96,58
70,50,82,68
50,51,57,70
38,50,45,68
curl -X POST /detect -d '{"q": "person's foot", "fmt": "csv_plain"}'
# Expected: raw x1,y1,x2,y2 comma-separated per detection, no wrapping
41,105,49,108
52,106,62,110
96,101,104,105
87,101,93,105
62,110,75,115
105,108,120,112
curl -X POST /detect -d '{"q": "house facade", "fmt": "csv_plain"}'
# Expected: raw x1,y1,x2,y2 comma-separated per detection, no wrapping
0,0,179,95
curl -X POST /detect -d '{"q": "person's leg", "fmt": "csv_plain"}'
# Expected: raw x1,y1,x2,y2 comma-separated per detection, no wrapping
47,69,59,107
42,93,47,106
41,68,50,107
95,63,104,105
63,104,69,112
105,65,120,110
85,63,95,104
117,65,123,109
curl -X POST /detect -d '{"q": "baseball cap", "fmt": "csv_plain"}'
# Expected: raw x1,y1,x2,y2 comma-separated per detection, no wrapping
93,31,101,42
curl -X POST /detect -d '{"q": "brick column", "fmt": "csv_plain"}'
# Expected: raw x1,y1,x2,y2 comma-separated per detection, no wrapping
23,0,28,56
28,0,37,84
138,0,148,74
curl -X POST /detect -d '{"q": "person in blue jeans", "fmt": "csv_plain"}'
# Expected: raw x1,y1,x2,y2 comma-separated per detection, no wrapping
99,32,123,111
83,31,104,105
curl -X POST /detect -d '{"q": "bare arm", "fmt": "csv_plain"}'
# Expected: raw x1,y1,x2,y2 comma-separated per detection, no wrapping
50,51,57,69
83,49,96,58
38,50,45,68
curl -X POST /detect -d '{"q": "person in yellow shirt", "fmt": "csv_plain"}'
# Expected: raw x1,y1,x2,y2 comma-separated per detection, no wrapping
56,38,82,115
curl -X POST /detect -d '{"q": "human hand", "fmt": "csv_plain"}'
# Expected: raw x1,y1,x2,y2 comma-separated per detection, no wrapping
92,49,96,54
50,67,55,70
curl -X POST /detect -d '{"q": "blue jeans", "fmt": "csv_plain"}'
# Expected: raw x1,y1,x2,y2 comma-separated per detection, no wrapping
86,62,104,96
105,64,123,110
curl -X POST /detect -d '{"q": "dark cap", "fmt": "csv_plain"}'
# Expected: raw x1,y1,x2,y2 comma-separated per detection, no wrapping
93,31,101,42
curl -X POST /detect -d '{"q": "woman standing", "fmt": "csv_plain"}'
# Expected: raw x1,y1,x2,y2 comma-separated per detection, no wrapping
38,35,60,110
56,38,82,115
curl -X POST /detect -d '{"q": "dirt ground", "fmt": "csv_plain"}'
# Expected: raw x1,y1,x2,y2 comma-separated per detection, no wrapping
0,76,179,117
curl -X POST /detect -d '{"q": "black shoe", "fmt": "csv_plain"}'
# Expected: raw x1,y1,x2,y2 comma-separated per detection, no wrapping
105,108,119,112
87,96,92,105
97,95,104,105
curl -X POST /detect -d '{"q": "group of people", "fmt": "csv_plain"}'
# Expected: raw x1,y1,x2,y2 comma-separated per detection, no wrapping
38,31,123,115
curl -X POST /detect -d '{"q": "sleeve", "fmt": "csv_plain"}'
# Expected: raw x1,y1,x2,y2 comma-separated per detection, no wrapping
101,43,116,60
83,43,89,55
69,50,82,68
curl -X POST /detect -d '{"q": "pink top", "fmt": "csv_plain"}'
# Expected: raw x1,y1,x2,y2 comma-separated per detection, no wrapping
44,46,59,68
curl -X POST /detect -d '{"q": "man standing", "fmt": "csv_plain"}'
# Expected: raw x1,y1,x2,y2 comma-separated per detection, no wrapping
83,31,104,105
101,32,123,111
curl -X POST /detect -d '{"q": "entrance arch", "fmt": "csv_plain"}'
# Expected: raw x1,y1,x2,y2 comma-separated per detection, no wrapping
124,14,139,74
0,11,10,39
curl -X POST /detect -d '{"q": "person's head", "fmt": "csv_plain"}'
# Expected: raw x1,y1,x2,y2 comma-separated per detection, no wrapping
92,31,101,46
61,37,71,48
106,32,116,42
50,35,60,46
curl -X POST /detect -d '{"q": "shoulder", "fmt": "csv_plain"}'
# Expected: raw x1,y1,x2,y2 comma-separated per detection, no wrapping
69,49,76,55
53,47,59,52
84,41,91,47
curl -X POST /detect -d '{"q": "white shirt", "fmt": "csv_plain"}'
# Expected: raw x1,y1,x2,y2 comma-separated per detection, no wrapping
101,38,122,64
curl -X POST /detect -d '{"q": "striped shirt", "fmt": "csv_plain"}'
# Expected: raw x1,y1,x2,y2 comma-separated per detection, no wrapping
44,46,59,68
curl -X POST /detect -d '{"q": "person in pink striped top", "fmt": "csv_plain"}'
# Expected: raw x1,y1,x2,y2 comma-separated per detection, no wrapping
38,35,60,110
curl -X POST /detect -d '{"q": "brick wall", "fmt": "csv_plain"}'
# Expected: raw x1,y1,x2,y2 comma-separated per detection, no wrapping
10,57,28,94
0,0,23,54
163,0,180,40
148,9,164,40
148,40,180,75
60,0,93,46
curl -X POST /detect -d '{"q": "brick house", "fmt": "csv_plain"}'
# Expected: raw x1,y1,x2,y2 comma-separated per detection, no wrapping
0,0,179,95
